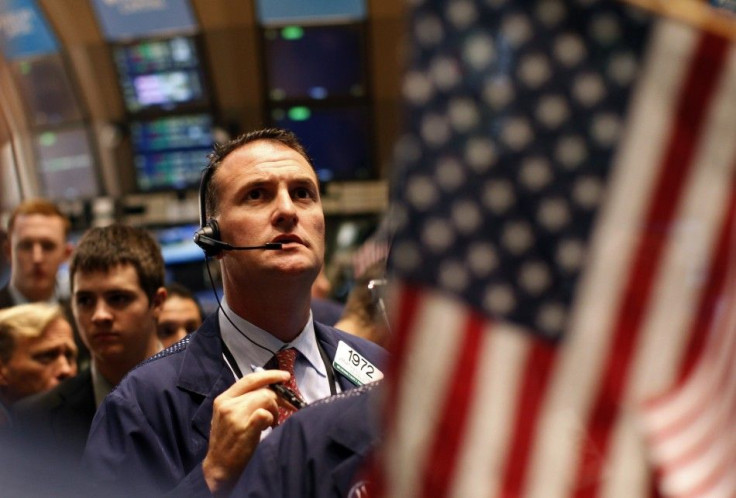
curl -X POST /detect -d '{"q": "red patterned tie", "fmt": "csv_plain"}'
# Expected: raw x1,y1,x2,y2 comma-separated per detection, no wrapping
268,348,304,424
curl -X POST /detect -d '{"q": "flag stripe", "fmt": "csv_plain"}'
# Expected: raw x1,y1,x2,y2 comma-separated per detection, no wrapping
501,341,558,497
420,313,485,497
573,31,729,497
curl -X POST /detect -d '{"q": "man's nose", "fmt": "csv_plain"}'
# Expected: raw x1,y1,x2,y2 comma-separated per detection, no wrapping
31,243,44,262
56,355,75,380
273,191,297,226
91,301,113,322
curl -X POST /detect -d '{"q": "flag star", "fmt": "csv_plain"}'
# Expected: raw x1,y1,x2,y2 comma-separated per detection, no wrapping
538,197,571,231
556,238,586,272
536,0,567,27
573,72,606,107
519,261,552,295
414,13,444,47
555,135,588,169
447,0,478,29
608,51,638,85
439,260,470,292
590,13,622,45
449,97,480,132
483,77,515,109
422,218,456,252
573,176,604,209
519,156,553,191
407,175,440,210
468,242,499,276
435,156,466,192
464,33,495,71
403,71,435,105
501,116,534,151
536,94,570,129
464,137,497,172
393,241,422,272
483,179,516,213
483,284,516,315
502,221,534,255
554,33,587,67
421,113,451,147
430,56,462,90
591,112,621,147
394,133,423,164
501,13,533,48
452,199,483,234
518,53,552,89
536,302,566,336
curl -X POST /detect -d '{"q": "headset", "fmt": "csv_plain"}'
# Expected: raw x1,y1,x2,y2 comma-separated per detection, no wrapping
192,166,281,257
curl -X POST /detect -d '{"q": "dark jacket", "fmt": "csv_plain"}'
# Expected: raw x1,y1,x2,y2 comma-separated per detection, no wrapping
81,313,386,497
12,369,96,463
232,381,381,498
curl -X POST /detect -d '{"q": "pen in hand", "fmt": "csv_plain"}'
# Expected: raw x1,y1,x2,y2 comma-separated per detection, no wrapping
250,364,308,410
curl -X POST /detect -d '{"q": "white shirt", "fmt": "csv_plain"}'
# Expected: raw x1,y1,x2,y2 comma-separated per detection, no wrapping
218,298,338,404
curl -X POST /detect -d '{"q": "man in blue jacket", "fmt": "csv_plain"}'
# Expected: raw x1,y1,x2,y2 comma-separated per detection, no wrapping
81,128,386,497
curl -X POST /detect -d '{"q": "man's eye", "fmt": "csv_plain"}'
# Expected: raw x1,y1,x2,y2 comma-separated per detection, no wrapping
33,351,59,365
158,325,176,338
75,296,94,308
41,241,57,252
294,187,315,200
107,294,133,307
247,189,263,200
17,241,33,251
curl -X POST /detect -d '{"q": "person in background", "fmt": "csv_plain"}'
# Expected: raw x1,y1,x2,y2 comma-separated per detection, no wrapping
0,199,90,368
12,224,165,461
157,282,204,348
310,267,345,326
81,128,386,496
334,260,391,348
0,303,77,427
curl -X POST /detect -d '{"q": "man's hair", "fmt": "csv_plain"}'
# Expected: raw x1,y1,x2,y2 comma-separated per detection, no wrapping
204,128,315,218
7,198,71,237
0,303,64,363
69,224,165,303
165,282,204,320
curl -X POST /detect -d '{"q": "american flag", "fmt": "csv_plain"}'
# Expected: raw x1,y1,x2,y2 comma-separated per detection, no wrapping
379,0,736,497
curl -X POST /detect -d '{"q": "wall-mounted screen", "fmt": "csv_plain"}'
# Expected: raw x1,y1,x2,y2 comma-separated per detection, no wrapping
91,0,197,42
11,54,83,127
131,113,214,192
270,105,374,183
0,0,59,60
262,24,366,101
113,36,207,114
256,0,366,25
34,126,100,201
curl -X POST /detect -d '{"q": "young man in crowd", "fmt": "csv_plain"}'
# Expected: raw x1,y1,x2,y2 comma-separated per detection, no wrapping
157,282,204,348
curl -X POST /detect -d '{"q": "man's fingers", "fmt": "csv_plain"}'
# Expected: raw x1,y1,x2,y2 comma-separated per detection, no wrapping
220,369,290,399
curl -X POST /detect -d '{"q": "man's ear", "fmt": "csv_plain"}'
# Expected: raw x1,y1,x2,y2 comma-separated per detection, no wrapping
63,242,73,262
151,287,167,318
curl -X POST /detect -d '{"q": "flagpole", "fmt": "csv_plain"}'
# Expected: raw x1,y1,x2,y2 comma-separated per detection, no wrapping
621,0,736,41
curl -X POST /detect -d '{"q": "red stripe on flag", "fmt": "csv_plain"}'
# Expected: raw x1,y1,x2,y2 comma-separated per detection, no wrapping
573,33,729,497
501,340,558,497
419,312,485,497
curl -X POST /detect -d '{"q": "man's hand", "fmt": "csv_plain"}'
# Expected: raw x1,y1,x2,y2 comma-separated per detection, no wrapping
202,369,290,496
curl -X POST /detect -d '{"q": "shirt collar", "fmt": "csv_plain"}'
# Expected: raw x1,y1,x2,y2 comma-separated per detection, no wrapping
219,298,326,379
90,363,114,408
8,282,58,305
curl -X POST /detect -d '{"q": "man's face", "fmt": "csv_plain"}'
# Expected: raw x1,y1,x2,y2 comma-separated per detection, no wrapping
157,295,202,348
7,214,71,301
72,264,162,368
0,317,77,404
214,140,325,286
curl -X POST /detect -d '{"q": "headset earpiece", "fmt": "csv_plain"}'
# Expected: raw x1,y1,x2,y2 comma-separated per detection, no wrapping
193,219,223,257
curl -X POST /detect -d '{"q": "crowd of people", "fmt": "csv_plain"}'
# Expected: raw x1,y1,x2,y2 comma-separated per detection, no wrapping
0,128,389,497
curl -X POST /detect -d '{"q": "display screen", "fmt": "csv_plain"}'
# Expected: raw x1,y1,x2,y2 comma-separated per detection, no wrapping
131,113,214,192
34,126,100,201
11,55,83,127
270,104,374,183
262,24,366,101
113,36,207,113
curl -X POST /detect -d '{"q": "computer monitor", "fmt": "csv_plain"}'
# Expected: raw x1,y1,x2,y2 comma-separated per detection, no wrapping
269,104,374,183
11,54,84,127
262,23,367,101
33,126,100,201
113,36,208,114
130,113,214,192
